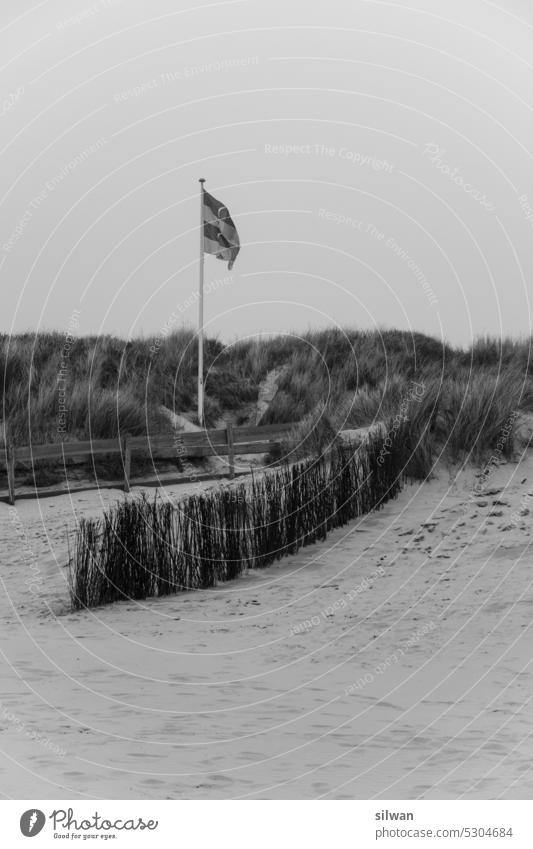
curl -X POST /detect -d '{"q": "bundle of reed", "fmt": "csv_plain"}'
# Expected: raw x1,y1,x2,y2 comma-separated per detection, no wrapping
69,422,411,610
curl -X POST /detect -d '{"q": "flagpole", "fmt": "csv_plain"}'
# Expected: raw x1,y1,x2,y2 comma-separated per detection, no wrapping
198,178,205,427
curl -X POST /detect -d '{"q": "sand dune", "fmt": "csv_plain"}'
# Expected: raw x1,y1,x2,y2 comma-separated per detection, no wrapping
0,455,532,799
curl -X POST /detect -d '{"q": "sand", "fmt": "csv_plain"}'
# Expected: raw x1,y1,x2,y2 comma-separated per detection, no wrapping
0,455,532,800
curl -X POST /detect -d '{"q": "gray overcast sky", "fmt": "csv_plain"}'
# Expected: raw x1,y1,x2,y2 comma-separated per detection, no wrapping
1,0,533,346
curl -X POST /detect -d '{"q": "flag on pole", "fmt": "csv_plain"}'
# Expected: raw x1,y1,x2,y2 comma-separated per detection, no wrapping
203,189,240,270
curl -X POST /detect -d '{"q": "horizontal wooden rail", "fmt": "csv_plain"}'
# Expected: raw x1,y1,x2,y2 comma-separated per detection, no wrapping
15,438,122,462
1,421,298,503
129,421,296,450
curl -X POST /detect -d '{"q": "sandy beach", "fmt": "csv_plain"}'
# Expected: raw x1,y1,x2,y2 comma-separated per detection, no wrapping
1,454,532,800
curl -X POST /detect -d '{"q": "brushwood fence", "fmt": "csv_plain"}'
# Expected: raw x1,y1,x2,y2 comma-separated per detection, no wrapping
69,426,409,610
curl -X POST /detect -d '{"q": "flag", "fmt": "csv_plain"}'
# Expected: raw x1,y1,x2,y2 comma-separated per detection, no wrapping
203,189,240,270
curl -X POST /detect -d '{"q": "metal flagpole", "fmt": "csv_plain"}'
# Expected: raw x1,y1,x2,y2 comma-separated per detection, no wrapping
198,178,205,426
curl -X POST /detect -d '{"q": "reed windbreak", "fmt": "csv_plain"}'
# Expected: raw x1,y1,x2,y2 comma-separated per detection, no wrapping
70,425,412,609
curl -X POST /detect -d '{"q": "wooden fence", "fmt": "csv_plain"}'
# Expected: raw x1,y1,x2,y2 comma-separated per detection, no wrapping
0,422,297,505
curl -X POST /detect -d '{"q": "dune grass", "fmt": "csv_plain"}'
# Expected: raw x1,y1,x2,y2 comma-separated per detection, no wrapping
1,328,532,472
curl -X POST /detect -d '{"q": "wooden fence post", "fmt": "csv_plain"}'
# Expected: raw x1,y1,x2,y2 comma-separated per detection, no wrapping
226,422,235,479
7,438,15,505
123,434,131,493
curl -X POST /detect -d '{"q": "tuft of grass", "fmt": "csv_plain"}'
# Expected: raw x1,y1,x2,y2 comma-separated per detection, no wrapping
430,371,526,462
